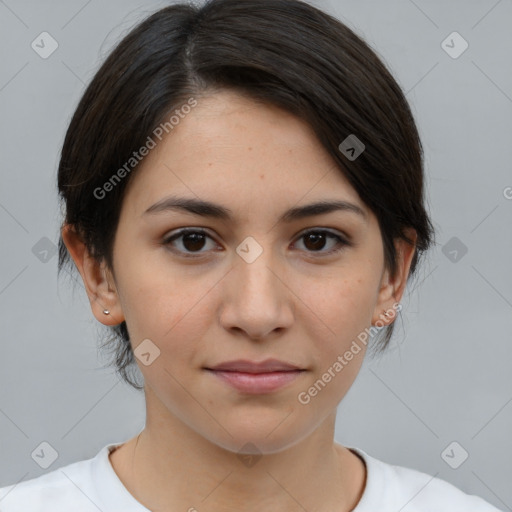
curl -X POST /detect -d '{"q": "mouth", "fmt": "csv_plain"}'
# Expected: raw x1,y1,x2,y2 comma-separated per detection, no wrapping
204,369,305,394
204,359,306,394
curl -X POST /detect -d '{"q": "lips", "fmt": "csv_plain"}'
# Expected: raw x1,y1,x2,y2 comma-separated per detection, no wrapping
204,359,305,394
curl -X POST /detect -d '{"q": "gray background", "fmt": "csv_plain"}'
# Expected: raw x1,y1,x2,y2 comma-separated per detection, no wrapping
0,0,511,509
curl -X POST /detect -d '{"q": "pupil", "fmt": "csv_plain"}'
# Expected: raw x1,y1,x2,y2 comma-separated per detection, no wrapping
305,233,325,251
184,233,205,251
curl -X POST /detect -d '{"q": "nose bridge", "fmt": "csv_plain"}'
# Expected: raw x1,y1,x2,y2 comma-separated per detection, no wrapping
234,235,283,302
220,234,293,338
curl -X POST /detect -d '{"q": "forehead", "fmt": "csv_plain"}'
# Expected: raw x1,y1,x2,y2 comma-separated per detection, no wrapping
121,90,366,218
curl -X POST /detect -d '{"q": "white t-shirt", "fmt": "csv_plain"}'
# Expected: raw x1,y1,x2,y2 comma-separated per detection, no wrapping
0,441,503,511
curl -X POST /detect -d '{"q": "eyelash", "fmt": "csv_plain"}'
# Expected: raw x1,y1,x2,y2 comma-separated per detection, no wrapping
162,228,351,259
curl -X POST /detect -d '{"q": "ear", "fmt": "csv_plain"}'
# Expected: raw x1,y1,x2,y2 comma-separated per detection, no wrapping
61,223,125,326
371,228,417,326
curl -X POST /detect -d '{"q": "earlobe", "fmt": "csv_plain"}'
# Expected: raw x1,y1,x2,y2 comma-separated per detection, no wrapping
61,223,125,326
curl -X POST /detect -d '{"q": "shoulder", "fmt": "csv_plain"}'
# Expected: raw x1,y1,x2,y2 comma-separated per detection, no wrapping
0,449,102,512
349,446,504,512
388,463,502,511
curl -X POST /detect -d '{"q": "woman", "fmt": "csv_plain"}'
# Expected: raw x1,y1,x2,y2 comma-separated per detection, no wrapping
0,0,502,510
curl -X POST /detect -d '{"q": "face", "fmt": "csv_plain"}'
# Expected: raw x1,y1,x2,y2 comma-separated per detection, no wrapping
69,90,414,454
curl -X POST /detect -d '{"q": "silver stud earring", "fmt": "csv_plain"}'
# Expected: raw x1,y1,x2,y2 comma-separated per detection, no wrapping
103,309,110,315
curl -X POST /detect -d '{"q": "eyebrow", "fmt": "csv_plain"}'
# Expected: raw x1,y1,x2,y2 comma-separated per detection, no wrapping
143,195,368,223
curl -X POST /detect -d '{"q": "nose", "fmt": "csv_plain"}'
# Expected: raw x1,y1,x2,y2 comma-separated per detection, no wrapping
219,246,294,341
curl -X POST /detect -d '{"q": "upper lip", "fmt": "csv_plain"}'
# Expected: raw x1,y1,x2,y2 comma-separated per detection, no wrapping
206,358,303,373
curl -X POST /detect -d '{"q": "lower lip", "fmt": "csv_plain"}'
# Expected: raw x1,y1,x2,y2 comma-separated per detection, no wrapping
206,369,304,394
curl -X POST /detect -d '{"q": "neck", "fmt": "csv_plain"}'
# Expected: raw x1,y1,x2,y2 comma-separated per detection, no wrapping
110,406,366,512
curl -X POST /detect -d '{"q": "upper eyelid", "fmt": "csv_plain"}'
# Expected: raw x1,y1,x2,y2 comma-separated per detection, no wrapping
165,226,349,239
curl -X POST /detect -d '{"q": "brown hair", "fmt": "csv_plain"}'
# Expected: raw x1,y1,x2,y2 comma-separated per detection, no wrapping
58,0,436,390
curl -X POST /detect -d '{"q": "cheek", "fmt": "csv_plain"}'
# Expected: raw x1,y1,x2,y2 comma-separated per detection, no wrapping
114,251,219,353
294,274,373,410
302,271,377,351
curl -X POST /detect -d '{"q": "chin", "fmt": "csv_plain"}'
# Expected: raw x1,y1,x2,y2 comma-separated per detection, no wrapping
199,414,316,456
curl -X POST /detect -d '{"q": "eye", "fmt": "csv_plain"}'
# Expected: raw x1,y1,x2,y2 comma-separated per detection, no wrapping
163,228,350,258
292,229,350,256
163,228,218,258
